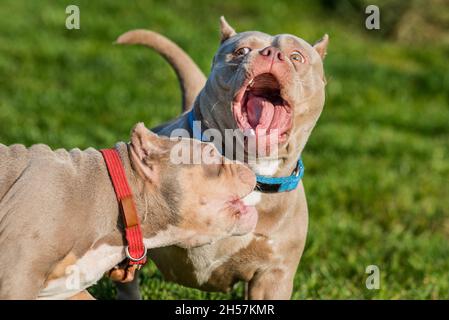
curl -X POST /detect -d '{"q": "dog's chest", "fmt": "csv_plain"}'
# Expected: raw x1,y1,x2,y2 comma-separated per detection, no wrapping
192,233,277,291
152,224,278,292
38,245,124,300
187,234,255,285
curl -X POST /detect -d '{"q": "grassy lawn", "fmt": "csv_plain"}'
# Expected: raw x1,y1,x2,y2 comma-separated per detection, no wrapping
0,0,448,299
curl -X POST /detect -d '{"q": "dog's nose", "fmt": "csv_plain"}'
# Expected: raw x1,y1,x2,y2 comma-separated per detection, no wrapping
259,46,285,62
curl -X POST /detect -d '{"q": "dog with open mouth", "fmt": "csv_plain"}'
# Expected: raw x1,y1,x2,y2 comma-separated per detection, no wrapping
115,17,328,299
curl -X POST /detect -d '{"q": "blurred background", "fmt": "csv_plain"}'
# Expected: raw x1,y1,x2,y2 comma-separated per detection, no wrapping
0,0,448,299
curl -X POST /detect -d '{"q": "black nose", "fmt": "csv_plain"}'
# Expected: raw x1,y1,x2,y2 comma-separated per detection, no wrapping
259,46,285,61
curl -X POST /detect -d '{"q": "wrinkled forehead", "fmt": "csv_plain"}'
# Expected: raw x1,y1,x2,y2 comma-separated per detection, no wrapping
220,31,313,52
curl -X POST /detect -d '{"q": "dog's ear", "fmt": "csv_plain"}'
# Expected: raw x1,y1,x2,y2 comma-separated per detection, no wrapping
313,34,329,60
220,16,236,43
130,123,163,183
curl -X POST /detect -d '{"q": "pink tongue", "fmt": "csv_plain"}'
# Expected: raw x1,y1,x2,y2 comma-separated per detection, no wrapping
247,95,275,129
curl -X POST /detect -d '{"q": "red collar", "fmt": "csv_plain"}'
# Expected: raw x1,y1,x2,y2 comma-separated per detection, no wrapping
100,148,147,268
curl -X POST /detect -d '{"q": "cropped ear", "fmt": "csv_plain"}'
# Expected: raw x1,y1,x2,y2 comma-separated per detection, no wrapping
130,123,163,183
313,34,329,60
220,16,236,43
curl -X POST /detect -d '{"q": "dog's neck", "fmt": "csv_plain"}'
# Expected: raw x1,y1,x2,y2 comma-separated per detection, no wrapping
100,143,181,248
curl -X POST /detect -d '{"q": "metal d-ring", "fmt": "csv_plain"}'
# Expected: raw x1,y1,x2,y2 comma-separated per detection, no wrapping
125,245,147,262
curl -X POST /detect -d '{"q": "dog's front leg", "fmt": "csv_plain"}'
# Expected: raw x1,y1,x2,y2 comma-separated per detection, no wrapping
247,266,296,300
247,213,307,300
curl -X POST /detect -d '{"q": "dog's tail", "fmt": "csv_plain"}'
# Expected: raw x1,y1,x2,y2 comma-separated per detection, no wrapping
116,30,206,112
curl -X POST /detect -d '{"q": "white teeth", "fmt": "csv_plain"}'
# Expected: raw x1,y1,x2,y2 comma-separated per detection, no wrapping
248,79,254,87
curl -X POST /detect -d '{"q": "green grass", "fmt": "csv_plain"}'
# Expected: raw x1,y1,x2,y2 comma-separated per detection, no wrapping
1,0,448,299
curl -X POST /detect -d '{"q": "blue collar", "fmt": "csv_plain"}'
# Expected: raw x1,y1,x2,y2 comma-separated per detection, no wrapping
187,110,304,193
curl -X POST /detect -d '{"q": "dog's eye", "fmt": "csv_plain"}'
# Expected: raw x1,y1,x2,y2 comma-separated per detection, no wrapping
290,51,306,63
234,47,251,56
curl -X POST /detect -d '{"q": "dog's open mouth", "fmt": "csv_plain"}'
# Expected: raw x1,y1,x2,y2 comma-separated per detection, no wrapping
233,73,292,145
